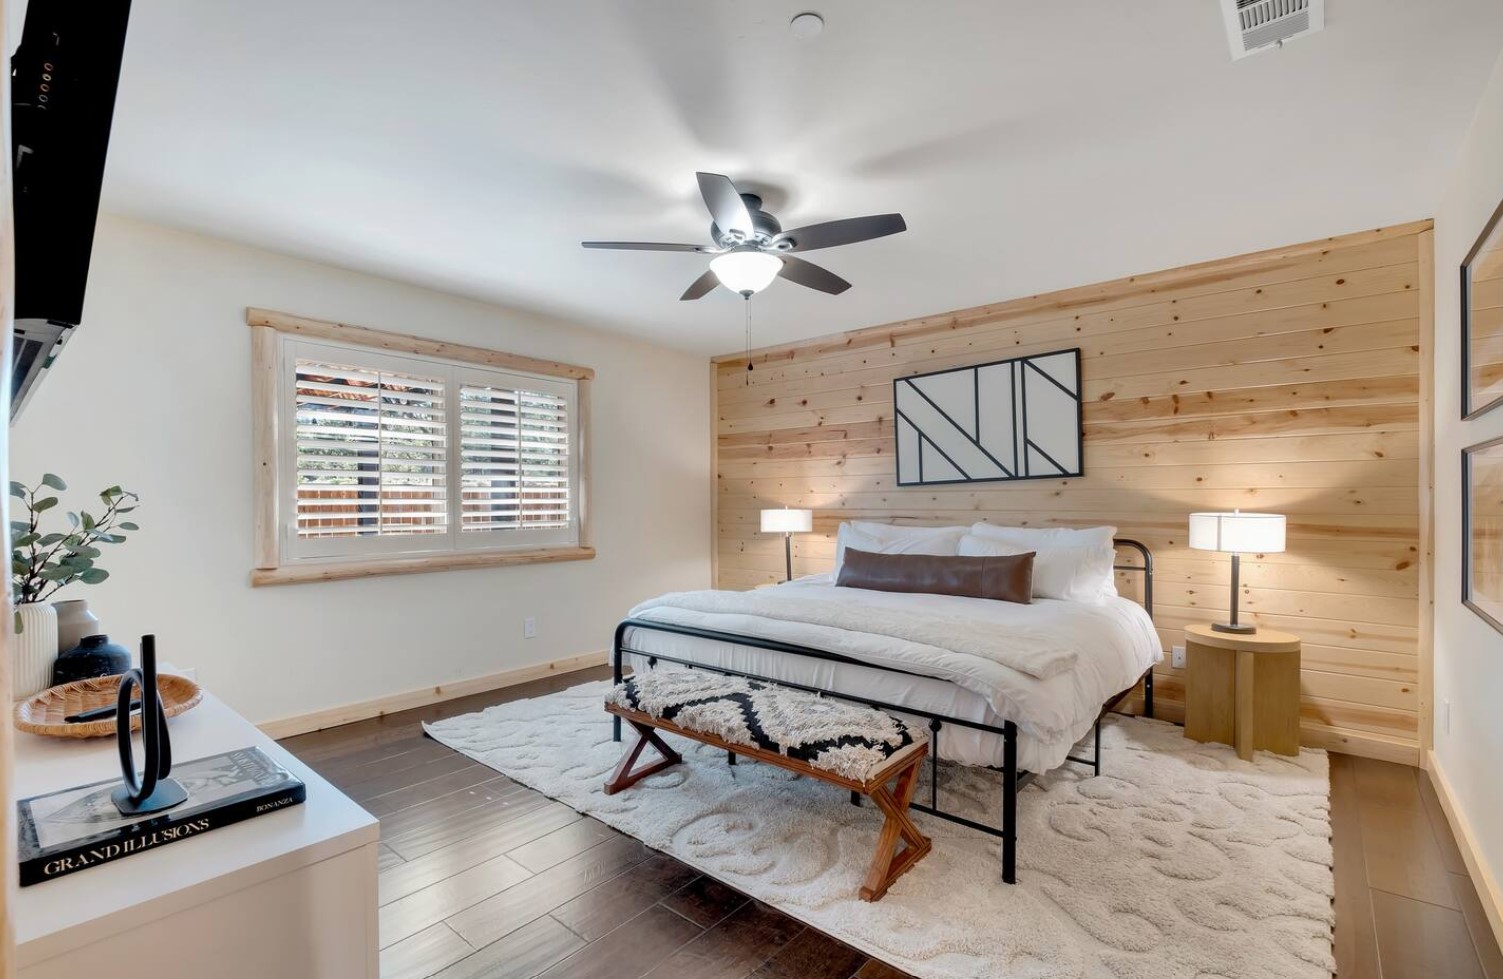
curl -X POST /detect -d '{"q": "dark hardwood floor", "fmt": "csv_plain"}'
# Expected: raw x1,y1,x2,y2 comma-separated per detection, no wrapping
279,666,1503,979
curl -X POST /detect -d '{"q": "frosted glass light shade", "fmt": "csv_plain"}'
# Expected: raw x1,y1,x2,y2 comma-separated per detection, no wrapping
710,251,783,295
1188,511,1286,553
760,508,813,534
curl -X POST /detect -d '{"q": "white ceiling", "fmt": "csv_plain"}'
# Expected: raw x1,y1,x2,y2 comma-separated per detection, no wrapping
86,0,1503,353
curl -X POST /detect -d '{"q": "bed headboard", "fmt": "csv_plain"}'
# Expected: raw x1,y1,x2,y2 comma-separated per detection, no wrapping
1112,538,1153,616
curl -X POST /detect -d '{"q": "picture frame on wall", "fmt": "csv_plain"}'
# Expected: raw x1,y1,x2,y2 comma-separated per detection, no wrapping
1462,434,1503,634
892,348,1083,486
1461,194,1503,419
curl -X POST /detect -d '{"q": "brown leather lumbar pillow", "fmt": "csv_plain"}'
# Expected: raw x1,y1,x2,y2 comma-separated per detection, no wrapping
835,547,1034,604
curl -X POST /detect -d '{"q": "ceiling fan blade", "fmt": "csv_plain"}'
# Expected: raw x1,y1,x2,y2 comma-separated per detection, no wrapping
679,269,720,301
696,172,754,238
776,213,907,252
778,256,851,295
581,241,709,252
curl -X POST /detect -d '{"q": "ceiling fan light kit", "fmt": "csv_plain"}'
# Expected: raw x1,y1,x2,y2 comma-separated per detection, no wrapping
710,250,783,296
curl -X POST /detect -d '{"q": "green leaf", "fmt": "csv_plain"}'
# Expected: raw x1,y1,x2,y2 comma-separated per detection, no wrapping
31,497,58,512
79,568,109,585
66,512,79,528
40,474,66,491
101,485,122,499
9,482,27,498
12,533,38,548
13,559,30,576
80,511,95,531
118,522,139,531
116,506,137,514
38,566,72,581
71,545,101,559
37,534,65,546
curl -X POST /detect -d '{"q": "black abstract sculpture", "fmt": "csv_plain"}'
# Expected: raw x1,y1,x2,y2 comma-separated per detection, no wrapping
110,635,187,815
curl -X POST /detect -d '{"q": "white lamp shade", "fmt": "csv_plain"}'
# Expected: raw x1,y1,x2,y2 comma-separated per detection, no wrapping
1188,512,1286,554
760,508,813,534
710,251,783,295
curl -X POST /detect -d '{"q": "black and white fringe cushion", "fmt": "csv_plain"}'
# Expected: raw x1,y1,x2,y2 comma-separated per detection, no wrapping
605,670,924,783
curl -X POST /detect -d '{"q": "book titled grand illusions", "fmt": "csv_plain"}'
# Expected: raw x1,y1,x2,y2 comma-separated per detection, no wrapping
17,746,305,885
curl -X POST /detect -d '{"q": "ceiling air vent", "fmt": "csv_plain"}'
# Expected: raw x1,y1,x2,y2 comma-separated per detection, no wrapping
1222,0,1324,60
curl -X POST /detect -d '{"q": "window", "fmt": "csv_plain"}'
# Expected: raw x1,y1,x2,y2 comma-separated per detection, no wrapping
250,308,593,585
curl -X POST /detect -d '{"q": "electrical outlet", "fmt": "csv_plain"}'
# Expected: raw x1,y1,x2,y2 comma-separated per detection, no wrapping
523,617,537,639
1171,644,1186,669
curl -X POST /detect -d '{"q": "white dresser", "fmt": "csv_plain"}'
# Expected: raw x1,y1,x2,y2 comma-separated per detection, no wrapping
11,681,379,978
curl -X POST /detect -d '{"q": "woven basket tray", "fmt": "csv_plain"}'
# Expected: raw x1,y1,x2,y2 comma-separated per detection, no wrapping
14,674,203,739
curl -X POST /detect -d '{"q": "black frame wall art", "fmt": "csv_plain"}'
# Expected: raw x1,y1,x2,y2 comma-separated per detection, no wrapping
1461,194,1503,419
893,348,1083,486
1463,434,1503,634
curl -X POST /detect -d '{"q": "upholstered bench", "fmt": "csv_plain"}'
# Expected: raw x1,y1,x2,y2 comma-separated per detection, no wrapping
603,670,931,901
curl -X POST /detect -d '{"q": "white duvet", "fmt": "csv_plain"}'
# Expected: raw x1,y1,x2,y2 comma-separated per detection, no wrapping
632,587,1080,680
624,576,1162,774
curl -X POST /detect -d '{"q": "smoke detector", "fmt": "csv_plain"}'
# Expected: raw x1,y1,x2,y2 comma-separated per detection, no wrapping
790,12,824,40
1221,0,1324,60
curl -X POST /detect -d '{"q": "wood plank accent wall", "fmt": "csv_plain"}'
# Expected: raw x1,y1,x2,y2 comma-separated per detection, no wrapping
711,221,1433,765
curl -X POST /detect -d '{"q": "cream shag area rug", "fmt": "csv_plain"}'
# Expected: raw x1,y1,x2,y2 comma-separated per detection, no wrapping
425,680,1334,979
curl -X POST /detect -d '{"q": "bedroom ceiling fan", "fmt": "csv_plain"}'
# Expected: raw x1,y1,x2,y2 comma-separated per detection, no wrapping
582,172,906,301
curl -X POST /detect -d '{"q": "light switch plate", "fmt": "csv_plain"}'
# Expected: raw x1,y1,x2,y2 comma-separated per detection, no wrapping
1171,644,1186,669
523,617,537,639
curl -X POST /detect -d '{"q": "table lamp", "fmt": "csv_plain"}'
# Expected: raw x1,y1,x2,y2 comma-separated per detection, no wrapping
760,507,813,582
1188,510,1286,634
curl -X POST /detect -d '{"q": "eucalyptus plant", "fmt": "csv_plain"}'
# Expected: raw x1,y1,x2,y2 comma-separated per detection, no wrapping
10,475,139,613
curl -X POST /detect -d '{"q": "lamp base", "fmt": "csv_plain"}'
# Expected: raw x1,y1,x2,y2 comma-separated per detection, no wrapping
1210,621,1257,635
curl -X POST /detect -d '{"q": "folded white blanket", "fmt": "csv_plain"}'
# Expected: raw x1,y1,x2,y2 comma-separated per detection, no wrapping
630,588,1078,681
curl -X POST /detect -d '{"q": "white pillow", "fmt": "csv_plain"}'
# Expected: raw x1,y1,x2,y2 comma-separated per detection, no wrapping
969,523,1117,551
962,524,1118,603
833,522,965,577
847,520,969,543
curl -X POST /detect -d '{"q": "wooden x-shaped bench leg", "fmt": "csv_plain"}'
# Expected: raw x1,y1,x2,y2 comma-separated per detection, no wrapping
604,720,683,795
859,756,932,902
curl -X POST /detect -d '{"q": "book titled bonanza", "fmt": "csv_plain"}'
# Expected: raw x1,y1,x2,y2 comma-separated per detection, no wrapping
17,746,306,886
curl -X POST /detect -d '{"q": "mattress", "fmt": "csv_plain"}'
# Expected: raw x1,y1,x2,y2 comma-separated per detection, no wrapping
620,576,1162,774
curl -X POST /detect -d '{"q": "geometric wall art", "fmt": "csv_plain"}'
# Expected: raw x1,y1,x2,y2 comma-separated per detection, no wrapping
893,348,1083,486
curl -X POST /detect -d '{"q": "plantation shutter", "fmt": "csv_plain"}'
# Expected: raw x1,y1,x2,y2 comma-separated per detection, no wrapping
278,336,579,563
292,358,448,542
459,377,573,537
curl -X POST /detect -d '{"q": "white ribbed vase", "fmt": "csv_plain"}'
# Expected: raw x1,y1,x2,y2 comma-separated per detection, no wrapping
14,602,59,699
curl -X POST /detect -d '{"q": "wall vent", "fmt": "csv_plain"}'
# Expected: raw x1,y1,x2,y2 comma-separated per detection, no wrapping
1222,0,1324,60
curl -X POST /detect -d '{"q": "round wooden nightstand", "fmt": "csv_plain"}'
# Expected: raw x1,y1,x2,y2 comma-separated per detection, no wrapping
1183,624,1301,761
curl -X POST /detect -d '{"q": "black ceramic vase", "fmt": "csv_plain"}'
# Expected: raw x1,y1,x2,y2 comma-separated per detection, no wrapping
52,634,133,686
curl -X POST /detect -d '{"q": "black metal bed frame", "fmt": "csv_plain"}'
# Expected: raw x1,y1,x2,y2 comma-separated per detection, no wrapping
611,538,1155,885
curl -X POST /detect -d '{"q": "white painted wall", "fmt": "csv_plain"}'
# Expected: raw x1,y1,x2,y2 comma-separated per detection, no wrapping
9,215,711,725
1433,46,1503,899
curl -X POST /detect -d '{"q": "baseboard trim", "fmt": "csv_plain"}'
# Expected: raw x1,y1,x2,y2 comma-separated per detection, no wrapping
1424,749,1503,951
257,650,608,740
1118,695,1420,764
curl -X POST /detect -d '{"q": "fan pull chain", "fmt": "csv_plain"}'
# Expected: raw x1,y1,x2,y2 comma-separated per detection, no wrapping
744,295,753,386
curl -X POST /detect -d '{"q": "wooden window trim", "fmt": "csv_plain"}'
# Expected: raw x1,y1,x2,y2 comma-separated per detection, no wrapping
247,307,595,380
248,307,594,586
250,545,597,587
